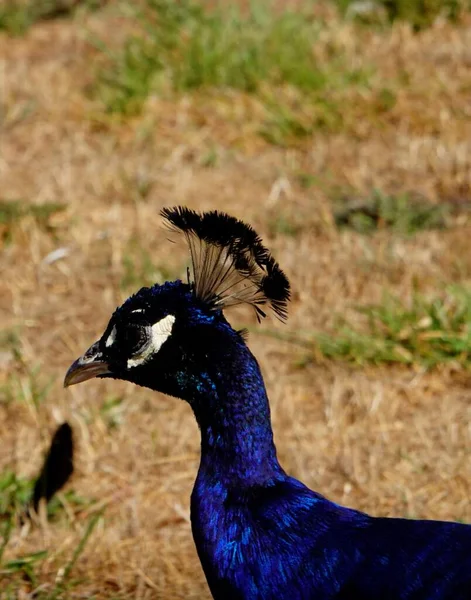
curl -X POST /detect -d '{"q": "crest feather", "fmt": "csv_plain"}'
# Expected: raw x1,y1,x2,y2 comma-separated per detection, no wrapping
161,207,290,321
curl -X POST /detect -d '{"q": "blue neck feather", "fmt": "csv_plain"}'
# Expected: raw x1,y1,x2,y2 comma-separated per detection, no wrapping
190,340,284,488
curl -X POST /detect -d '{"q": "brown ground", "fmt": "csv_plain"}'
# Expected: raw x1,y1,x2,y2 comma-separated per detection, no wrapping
1,4,471,598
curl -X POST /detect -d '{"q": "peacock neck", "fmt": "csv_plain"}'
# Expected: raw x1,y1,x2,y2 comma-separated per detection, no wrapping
190,344,284,488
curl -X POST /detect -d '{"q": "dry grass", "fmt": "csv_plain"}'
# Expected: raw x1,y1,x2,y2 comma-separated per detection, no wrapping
1,3,471,598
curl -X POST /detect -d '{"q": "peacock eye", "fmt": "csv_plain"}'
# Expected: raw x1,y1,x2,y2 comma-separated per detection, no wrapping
121,324,148,354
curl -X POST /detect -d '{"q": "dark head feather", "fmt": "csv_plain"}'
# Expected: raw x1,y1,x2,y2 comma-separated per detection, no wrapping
161,207,290,321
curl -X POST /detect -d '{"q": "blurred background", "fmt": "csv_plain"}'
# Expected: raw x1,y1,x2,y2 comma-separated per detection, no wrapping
1,0,471,597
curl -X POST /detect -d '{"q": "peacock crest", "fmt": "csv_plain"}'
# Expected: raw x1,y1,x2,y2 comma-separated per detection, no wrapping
161,207,290,322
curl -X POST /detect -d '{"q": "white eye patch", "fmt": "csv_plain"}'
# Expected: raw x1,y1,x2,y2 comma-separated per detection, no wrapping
127,314,176,369
105,325,117,348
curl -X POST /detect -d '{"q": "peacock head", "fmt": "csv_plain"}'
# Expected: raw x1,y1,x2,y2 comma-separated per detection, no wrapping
64,207,290,402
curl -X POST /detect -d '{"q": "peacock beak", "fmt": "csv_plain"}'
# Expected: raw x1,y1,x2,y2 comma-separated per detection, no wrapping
64,341,111,387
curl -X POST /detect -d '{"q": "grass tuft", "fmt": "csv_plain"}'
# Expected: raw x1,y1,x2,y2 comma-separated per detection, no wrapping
0,472,33,518
93,0,372,142
261,286,471,370
95,0,324,107
0,0,103,36
0,469,90,521
336,0,470,30
3,549,49,589
334,190,449,235
0,200,66,243
313,286,471,368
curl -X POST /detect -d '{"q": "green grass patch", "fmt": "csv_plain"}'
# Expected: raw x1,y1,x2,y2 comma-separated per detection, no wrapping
2,549,49,590
0,472,33,518
259,99,344,146
0,469,90,522
335,0,470,30
334,189,449,235
0,199,66,243
95,0,326,110
0,0,103,36
261,286,471,369
93,0,372,143
316,287,471,368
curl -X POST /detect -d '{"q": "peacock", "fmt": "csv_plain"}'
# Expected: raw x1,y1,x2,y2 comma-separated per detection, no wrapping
65,207,471,599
